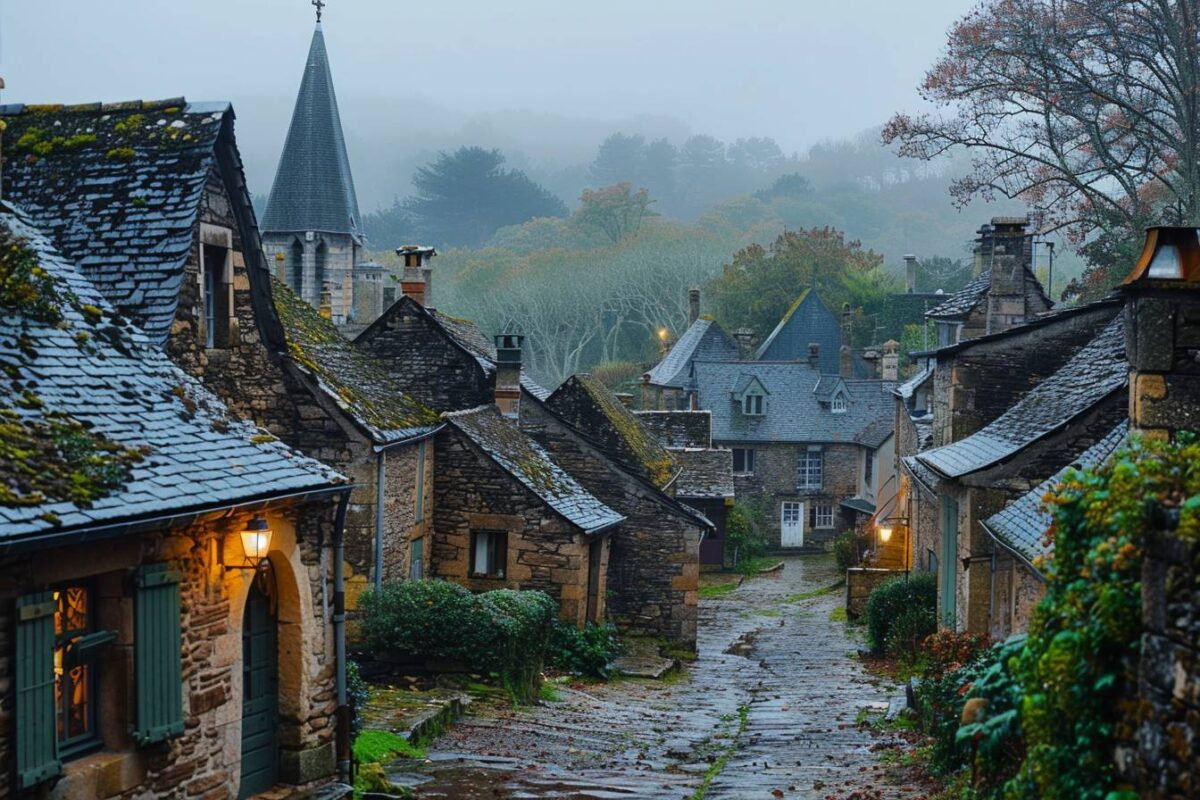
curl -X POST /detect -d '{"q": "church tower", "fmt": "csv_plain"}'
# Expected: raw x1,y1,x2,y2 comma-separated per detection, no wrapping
261,6,367,326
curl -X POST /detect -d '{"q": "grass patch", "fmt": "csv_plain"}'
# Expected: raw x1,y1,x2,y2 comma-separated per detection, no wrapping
782,580,844,603
829,607,848,623
663,645,698,662
698,581,740,599
539,681,563,702
352,729,425,763
690,703,751,799
732,556,779,576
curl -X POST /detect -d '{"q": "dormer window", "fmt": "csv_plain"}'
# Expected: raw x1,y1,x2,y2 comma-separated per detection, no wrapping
743,393,764,415
831,392,847,413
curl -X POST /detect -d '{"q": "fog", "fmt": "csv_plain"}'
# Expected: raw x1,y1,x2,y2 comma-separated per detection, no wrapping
2,0,975,211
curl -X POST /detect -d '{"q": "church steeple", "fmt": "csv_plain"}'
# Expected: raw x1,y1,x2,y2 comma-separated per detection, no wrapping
261,20,362,242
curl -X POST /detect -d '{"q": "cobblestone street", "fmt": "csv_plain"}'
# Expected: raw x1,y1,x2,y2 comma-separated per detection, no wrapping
386,556,930,799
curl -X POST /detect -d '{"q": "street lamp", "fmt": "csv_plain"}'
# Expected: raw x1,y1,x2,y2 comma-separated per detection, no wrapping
229,516,273,571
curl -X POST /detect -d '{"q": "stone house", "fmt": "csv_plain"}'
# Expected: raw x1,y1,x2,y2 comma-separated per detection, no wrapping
0,99,442,601
434,406,622,626
690,361,894,550
0,207,350,799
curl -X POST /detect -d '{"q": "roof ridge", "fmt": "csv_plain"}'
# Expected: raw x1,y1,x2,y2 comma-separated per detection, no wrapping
441,405,494,420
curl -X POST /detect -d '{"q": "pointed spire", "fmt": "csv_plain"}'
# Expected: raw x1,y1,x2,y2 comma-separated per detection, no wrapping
262,22,363,242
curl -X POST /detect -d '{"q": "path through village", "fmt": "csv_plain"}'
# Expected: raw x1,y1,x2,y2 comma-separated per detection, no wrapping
382,556,932,800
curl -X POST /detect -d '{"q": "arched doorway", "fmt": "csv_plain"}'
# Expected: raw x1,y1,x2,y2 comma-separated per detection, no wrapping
239,566,279,798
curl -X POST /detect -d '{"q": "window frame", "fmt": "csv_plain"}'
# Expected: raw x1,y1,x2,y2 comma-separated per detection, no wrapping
798,448,823,490
52,582,101,761
409,537,424,581
732,447,756,475
469,530,508,579
199,224,233,349
830,392,847,413
813,504,835,529
742,393,764,416
863,448,874,487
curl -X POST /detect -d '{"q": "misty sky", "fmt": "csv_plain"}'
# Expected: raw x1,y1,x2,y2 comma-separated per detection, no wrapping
1,0,977,208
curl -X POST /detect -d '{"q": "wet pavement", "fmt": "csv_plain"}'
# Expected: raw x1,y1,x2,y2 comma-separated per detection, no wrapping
386,556,926,799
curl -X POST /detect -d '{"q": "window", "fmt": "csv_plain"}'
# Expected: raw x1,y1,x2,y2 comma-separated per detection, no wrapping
742,393,764,415
470,531,507,578
831,393,847,413
732,447,756,475
782,502,803,525
812,504,835,529
53,585,98,758
200,239,232,348
415,440,427,523
863,449,874,487
798,449,823,489
409,538,424,580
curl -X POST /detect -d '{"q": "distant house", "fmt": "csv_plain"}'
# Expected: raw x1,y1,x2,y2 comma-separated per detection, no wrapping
0,206,349,799
692,361,894,550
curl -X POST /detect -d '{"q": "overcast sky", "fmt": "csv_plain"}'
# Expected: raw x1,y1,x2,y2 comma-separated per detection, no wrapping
0,0,977,206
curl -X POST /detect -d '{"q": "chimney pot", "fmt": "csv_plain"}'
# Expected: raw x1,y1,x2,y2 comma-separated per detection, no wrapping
493,333,524,419
732,327,757,359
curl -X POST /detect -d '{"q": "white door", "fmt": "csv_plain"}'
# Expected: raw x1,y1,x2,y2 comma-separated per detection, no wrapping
781,501,805,547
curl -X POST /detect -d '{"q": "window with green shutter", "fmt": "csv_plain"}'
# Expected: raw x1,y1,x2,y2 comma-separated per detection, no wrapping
132,564,185,745
16,591,61,788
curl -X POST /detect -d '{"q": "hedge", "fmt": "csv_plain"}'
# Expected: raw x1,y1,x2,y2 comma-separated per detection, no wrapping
863,572,937,656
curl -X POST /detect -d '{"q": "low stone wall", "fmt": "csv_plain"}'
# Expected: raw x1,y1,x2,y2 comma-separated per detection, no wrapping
845,567,903,618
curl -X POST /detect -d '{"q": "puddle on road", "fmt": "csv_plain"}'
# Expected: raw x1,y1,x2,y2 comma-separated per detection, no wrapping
387,756,692,799
723,629,758,657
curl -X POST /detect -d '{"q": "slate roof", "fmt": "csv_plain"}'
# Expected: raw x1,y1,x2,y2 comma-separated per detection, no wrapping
424,307,551,400
0,99,230,346
925,271,992,319
918,317,1127,479
444,406,623,534
752,289,872,377
272,278,440,444
547,375,678,489
633,410,712,448
693,361,895,446
0,208,345,542
673,449,735,499
984,421,1129,568
895,363,934,400
902,454,942,496
261,24,363,241
646,318,739,389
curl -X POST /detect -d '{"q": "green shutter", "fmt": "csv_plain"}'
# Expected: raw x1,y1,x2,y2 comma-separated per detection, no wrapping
133,564,185,745
15,591,61,788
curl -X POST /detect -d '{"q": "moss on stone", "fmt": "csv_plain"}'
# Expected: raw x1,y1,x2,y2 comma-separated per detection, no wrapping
105,146,135,161
571,374,677,488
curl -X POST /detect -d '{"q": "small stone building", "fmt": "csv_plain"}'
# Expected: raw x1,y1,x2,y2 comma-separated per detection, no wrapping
435,406,622,625
0,208,349,799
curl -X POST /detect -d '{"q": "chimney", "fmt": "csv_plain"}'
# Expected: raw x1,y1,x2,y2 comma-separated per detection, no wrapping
640,374,652,410
903,254,917,294
1121,226,1200,439
982,216,1031,335
688,288,701,324
881,339,899,381
732,327,757,359
493,333,524,419
839,303,853,378
807,342,820,369
396,245,436,307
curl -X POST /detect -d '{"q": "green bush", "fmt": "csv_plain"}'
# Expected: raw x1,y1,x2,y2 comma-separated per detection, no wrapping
725,498,769,567
832,531,858,573
545,621,619,678
358,579,556,702
885,604,937,662
346,658,370,738
863,572,936,655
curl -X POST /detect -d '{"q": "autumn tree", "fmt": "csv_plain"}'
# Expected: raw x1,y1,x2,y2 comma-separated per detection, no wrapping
571,183,658,244
884,0,1200,297
706,227,888,339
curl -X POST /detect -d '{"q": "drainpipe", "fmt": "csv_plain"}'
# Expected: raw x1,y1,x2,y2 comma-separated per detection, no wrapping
375,453,385,590
332,490,351,784
988,543,997,639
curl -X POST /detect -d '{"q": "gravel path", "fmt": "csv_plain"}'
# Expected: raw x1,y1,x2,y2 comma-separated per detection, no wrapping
387,556,927,799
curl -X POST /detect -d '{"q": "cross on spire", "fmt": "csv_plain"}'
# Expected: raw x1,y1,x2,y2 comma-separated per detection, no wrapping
312,0,325,23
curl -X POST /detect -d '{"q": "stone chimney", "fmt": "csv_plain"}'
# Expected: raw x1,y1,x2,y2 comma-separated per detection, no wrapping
732,328,757,359
981,216,1032,335
839,303,854,378
493,333,524,419
396,245,436,307
807,342,820,369
881,339,900,381
903,254,917,294
688,288,701,324
1121,226,1200,439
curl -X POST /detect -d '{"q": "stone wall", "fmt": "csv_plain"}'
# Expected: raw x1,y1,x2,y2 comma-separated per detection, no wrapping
986,553,1046,640
262,231,358,325
0,502,338,799
521,401,702,646
432,427,605,626
356,301,493,413
634,410,712,448
845,568,901,618
380,440,435,582
727,441,862,548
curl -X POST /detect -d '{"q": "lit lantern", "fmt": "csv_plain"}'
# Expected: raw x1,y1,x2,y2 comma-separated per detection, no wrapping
231,517,273,570
877,526,893,544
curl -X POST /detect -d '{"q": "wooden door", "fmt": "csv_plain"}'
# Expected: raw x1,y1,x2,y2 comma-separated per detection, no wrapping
239,578,279,798
781,501,805,547
940,496,958,628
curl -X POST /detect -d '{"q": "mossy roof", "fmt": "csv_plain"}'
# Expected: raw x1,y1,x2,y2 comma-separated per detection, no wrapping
0,98,230,347
0,206,345,541
445,406,623,534
272,278,440,444
426,307,552,400
547,374,678,489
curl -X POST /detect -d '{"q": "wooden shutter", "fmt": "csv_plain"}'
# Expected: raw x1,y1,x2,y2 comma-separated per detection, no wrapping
15,592,61,788
133,564,185,745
